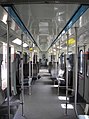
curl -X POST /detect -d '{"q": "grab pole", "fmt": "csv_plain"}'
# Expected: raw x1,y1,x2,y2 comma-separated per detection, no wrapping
21,33,24,116
65,33,69,115
74,27,78,117
7,13,10,119
32,44,34,78
29,43,32,95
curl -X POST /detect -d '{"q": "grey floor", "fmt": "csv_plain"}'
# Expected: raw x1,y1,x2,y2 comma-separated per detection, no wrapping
14,69,77,119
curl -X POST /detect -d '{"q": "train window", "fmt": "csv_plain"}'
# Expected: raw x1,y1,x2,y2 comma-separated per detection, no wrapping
80,50,83,74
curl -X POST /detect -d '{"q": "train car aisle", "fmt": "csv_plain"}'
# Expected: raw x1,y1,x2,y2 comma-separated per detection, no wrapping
14,68,76,119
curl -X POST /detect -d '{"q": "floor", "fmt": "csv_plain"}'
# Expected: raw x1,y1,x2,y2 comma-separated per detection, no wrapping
14,68,77,119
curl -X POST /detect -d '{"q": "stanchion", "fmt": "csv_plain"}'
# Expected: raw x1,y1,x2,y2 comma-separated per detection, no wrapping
21,33,24,116
32,44,34,78
29,43,32,95
20,34,30,119
7,13,10,119
74,27,78,117
83,45,86,98
65,33,69,115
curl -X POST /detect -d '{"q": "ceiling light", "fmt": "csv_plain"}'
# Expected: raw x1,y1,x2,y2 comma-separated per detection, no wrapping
39,22,48,27
62,30,65,35
58,18,61,22
2,14,7,24
58,12,64,15
12,38,28,47
69,29,72,35
39,28,49,34
33,44,35,47
23,43,28,47
79,16,82,27
53,44,56,48
34,50,37,52
58,16,64,22
12,38,22,45
53,49,56,52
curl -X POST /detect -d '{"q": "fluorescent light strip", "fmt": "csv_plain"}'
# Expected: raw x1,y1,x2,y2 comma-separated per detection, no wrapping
53,49,56,52
2,14,7,24
23,43,28,47
12,38,28,47
39,22,48,27
12,38,22,45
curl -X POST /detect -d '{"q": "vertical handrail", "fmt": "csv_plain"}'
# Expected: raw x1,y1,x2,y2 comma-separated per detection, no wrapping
65,33,69,115
7,13,10,119
29,43,32,95
74,27,78,117
21,33,24,116
58,41,60,69
32,45,34,78
83,45,86,98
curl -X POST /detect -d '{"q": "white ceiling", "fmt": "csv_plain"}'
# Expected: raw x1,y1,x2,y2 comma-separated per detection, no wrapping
0,4,79,52
15,4,79,51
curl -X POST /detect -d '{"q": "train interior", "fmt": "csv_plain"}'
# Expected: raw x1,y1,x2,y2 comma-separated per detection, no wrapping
0,2,88,119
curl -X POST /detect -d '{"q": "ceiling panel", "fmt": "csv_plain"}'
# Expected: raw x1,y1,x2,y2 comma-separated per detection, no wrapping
0,0,89,4
14,4,79,51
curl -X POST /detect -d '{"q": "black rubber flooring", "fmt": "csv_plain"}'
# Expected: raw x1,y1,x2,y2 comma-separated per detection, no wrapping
14,69,77,119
